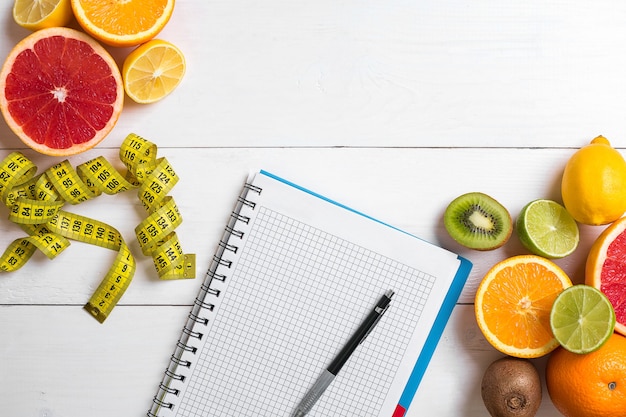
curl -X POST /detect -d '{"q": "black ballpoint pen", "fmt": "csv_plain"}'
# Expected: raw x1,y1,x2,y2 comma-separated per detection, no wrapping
291,289,395,417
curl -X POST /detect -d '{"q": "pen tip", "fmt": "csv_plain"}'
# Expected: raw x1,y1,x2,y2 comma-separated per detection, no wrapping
386,289,395,298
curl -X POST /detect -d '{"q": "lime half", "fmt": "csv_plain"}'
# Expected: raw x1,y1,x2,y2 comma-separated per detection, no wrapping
516,199,579,258
550,285,616,354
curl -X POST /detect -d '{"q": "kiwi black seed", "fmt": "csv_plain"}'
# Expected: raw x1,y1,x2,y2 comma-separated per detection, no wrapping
481,356,542,417
443,192,512,250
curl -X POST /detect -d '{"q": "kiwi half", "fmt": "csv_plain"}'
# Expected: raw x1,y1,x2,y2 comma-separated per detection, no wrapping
444,192,512,250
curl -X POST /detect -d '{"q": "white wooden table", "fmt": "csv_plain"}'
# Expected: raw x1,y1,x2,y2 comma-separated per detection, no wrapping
0,2,623,416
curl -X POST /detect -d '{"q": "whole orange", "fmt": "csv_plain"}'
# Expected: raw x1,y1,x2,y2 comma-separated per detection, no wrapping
561,136,626,225
546,333,626,417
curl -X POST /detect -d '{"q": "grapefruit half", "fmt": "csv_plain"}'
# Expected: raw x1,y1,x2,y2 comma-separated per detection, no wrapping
586,216,626,336
0,27,124,156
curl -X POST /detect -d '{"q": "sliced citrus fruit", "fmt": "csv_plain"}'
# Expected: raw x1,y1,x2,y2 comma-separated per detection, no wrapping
71,0,174,47
0,27,124,156
516,199,579,259
586,216,626,336
550,285,616,354
475,255,573,358
13,0,74,31
122,39,186,104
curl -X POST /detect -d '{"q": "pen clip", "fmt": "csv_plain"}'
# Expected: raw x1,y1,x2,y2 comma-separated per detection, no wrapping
359,291,393,344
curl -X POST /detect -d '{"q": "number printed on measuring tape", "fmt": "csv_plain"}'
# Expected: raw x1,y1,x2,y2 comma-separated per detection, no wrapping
84,241,136,323
0,133,196,323
0,152,37,205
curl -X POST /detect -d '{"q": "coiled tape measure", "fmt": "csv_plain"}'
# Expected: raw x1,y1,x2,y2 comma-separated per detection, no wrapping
0,133,196,323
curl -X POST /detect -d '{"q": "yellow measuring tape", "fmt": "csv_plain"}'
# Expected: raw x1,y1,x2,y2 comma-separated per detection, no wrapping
0,133,196,323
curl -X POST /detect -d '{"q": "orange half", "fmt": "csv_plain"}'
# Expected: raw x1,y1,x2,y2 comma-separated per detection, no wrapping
475,255,572,358
71,0,175,47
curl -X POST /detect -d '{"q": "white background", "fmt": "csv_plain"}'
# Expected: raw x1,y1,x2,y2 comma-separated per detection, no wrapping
1,1,623,416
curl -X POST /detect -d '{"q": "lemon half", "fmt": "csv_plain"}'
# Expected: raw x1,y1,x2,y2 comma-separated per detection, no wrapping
13,0,73,31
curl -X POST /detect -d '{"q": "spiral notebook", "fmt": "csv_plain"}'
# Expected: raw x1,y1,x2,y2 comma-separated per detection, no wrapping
147,170,472,417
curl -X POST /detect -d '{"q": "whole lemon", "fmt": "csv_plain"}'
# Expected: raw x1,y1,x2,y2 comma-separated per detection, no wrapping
561,136,626,225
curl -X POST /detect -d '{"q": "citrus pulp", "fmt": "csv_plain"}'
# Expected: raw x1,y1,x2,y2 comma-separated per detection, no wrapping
549,285,615,354
71,0,175,47
122,39,186,104
516,199,579,259
0,27,124,156
586,215,626,336
475,255,572,358
12,0,74,31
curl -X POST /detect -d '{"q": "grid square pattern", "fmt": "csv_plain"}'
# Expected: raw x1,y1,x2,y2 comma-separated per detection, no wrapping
177,206,436,416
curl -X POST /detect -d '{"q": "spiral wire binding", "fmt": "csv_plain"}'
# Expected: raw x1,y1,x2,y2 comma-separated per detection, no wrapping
147,181,262,417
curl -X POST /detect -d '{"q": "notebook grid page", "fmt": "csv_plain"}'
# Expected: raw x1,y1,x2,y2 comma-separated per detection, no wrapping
177,206,436,417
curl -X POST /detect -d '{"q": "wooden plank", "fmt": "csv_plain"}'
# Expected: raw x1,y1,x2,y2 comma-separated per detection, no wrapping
2,1,626,148
0,305,563,416
0,305,186,417
0,147,605,306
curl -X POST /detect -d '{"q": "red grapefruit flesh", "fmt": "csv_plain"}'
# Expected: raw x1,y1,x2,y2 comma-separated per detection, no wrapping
586,216,626,336
0,27,123,156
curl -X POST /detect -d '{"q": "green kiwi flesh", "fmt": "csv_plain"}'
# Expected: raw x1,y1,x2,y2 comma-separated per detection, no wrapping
444,192,512,250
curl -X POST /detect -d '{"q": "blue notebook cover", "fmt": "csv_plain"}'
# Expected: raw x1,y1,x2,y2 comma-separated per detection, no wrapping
393,255,472,416
148,170,473,417
260,170,473,416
